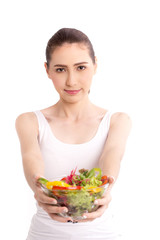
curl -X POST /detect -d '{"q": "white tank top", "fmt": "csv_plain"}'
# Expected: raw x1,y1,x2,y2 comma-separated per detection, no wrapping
27,110,121,240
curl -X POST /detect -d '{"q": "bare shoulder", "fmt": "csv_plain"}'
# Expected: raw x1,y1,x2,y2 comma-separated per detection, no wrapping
110,112,132,133
15,112,38,135
111,112,131,124
15,112,37,126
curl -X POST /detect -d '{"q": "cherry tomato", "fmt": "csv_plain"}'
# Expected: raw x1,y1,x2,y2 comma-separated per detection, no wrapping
100,175,108,186
61,177,67,181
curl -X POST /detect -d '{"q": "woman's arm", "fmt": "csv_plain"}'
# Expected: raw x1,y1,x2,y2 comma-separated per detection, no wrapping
81,112,132,221
15,112,44,192
99,112,132,181
15,112,72,222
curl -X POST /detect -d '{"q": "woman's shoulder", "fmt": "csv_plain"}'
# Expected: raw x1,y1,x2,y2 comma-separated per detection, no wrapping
16,111,37,122
15,111,38,132
111,111,131,120
110,111,132,129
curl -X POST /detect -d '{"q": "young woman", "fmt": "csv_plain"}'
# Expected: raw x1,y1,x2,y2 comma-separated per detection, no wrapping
16,28,131,240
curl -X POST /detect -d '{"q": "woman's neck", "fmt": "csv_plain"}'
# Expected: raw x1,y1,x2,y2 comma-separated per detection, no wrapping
55,98,95,121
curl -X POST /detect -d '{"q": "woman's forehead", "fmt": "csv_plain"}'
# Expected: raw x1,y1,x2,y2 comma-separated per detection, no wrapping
50,43,91,63
55,42,87,51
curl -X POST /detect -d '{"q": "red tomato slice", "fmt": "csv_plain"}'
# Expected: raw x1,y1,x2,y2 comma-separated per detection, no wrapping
100,175,108,186
52,185,82,190
61,177,67,181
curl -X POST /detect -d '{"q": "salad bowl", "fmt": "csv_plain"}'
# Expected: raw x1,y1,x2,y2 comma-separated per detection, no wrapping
38,168,109,220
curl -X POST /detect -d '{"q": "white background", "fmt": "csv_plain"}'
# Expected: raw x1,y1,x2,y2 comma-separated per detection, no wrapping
0,0,160,239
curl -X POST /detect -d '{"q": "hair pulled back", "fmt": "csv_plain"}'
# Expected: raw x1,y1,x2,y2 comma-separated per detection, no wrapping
46,28,95,67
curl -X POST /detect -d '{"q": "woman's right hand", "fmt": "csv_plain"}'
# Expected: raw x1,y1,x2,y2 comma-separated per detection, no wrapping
34,176,73,223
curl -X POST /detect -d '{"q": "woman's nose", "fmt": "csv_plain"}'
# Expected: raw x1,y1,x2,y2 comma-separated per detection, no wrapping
66,72,77,86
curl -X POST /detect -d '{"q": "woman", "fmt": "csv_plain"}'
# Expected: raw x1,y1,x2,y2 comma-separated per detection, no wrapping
16,28,131,240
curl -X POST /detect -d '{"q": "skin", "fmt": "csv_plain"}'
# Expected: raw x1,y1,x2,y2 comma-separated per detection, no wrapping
15,42,132,223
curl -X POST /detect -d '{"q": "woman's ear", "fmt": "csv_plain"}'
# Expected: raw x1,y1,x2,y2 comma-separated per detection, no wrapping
94,57,98,74
44,62,50,77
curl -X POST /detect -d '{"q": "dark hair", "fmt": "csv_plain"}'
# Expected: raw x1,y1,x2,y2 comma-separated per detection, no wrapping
46,28,95,67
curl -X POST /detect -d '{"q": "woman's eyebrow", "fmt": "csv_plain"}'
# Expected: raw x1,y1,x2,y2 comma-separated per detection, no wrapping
53,62,89,67
74,62,89,66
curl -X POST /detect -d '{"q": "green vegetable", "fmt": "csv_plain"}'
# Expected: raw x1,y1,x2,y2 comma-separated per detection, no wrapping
64,188,104,217
38,177,48,186
86,168,102,180
89,176,102,186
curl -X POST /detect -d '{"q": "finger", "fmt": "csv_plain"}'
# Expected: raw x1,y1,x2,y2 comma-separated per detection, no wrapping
34,175,45,186
82,205,107,220
108,176,115,184
34,188,57,205
38,202,68,215
94,193,112,206
81,194,112,220
107,176,115,191
35,175,45,180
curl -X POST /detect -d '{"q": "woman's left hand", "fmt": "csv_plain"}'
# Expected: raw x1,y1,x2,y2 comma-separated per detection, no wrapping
78,176,115,222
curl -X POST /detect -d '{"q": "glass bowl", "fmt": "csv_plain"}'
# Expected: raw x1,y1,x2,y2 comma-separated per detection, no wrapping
40,182,109,220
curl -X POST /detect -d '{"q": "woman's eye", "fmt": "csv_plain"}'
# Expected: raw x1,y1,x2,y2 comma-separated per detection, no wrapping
56,68,65,72
77,66,86,71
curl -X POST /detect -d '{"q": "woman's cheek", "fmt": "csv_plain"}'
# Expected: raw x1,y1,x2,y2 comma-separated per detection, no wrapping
51,76,64,89
81,72,93,86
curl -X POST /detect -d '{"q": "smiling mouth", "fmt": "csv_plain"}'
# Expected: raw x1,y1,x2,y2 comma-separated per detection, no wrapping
64,89,81,95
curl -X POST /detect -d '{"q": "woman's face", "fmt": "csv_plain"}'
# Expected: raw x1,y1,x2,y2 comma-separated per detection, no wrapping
45,43,97,103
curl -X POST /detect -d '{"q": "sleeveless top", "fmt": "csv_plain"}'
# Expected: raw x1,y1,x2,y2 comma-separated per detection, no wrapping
27,110,121,240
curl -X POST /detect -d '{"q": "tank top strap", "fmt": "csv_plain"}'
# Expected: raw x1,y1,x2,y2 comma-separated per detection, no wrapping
33,110,48,142
104,110,115,127
98,110,116,138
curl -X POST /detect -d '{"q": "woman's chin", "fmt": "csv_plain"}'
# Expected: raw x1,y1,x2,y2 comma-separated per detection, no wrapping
60,92,89,104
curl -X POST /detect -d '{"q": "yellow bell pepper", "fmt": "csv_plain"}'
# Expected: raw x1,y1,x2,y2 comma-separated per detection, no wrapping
87,186,102,193
46,181,71,190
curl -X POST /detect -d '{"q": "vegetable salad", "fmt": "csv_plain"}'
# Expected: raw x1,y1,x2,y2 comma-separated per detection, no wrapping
38,168,108,219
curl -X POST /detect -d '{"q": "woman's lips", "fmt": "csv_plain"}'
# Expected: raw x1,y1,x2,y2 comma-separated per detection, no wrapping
64,89,81,95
